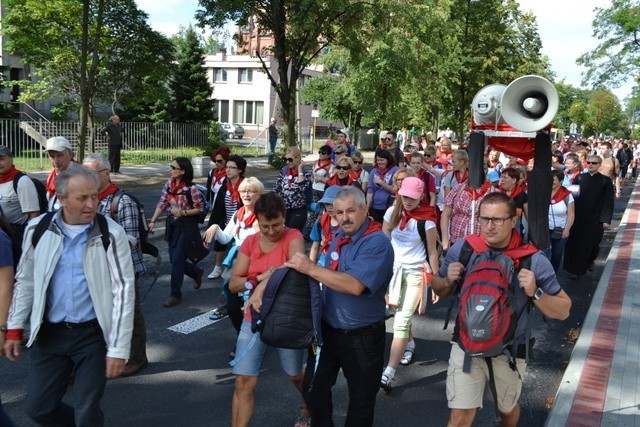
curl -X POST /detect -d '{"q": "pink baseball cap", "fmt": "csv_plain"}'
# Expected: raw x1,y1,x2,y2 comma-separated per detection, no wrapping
397,177,424,200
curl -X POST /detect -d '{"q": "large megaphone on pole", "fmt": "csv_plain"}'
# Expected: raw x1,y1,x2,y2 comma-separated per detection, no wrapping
471,75,559,133
468,74,558,255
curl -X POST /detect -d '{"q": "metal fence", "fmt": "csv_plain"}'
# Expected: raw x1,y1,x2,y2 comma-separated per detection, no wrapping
0,119,211,170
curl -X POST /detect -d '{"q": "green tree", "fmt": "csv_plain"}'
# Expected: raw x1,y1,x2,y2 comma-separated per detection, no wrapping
196,0,365,147
577,0,640,87
167,25,214,124
2,0,174,158
589,89,625,136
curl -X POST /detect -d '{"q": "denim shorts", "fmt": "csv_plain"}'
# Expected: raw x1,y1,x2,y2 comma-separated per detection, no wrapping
231,319,306,377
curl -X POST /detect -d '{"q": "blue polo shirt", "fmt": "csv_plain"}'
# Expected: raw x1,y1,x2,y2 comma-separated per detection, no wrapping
322,219,394,330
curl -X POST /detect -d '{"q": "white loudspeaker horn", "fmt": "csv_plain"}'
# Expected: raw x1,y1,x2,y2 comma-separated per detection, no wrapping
471,84,507,126
500,75,559,132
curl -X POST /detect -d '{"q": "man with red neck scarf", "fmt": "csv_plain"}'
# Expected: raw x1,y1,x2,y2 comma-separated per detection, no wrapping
286,186,394,426
45,136,77,211
83,153,148,377
432,192,571,427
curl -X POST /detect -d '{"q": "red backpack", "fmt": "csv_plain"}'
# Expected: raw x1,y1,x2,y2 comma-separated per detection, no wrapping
445,234,539,372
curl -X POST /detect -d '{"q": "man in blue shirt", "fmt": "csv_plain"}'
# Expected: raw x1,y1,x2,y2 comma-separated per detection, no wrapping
286,186,394,426
4,166,135,426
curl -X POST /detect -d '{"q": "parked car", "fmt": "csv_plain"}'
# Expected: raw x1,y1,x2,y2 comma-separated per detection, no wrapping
220,122,245,139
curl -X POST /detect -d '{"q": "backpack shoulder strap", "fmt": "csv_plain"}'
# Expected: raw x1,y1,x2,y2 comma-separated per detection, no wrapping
185,186,194,209
32,211,56,248
443,239,475,330
12,171,26,194
96,214,110,251
417,219,428,255
110,189,125,221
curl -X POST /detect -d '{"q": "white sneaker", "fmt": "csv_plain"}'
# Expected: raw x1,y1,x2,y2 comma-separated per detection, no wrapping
207,266,223,279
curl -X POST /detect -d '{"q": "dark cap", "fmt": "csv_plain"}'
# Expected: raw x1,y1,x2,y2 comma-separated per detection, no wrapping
0,146,13,157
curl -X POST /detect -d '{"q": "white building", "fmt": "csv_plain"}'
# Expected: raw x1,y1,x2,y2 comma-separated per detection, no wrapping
204,50,340,139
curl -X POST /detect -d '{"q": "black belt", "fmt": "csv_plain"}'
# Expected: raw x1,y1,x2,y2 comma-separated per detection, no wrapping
45,319,99,329
326,319,385,336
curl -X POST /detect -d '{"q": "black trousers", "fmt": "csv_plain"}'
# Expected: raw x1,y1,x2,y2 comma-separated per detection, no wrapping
302,320,385,427
108,145,121,173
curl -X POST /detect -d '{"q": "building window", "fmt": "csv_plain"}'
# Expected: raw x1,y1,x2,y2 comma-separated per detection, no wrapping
219,100,229,122
232,101,264,124
214,69,227,82
238,68,253,83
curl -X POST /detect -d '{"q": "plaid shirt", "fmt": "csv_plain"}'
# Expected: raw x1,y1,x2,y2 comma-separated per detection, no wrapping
98,192,146,274
444,182,484,243
156,180,204,212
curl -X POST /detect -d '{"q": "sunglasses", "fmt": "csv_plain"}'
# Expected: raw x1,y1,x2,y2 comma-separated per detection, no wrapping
335,165,351,171
335,151,345,155
169,165,181,170
385,138,392,141
319,151,329,155
586,161,601,165
215,159,225,164
353,161,363,164
283,157,295,162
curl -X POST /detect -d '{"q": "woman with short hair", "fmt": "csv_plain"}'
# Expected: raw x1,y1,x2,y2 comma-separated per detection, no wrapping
274,147,312,231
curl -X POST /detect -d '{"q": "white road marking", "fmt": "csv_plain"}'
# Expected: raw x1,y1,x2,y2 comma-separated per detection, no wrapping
168,311,225,334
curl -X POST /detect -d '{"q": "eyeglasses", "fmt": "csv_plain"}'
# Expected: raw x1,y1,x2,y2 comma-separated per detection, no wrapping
353,161,363,164
169,165,181,170
478,216,513,226
283,157,295,162
226,165,239,169
240,189,257,195
586,161,601,165
335,165,351,171
215,159,225,164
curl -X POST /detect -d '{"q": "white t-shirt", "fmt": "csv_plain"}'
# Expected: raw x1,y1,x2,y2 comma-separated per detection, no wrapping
384,207,436,268
312,161,334,192
0,175,40,224
548,193,574,229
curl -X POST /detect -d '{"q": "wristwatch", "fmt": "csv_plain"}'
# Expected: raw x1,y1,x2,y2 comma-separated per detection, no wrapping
0,325,7,332
244,281,254,291
531,288,544,300
244,276,258,291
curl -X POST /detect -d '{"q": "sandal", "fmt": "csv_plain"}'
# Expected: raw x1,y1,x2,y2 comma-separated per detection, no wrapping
380,373,393,393
294,406,311,427
400,348,414,366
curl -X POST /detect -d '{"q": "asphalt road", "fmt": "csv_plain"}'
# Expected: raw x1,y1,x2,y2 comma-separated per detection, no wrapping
0,162,632,426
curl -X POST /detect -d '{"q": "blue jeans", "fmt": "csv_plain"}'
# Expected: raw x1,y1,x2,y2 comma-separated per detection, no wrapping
25,321,107,427
168,231,201,299
543,231,567,272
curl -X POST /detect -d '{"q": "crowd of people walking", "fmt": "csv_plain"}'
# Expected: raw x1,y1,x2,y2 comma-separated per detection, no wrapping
0,128,634,425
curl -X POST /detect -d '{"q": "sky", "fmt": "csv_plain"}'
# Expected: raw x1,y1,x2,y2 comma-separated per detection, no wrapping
135,0,632,100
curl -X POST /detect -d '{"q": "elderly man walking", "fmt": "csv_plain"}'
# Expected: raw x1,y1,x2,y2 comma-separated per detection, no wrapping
4,166,135,426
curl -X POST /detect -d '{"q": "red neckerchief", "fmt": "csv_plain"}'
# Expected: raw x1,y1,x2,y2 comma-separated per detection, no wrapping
226,177,244,206
454,170,468,185
314,159,333,173
399,205,437,230
168,179,187,203
465,181,492,198
326,174,354,187
319,212,334,253
374,166,389,181
349,169,362,181
329,220,382,271
286,166,300,188
46,170,57,197
235,206,256,234
465,230,539,268
500,182,526,200
565,169,580,184
551,186,571,205
0,165,20,184
212,168,226,186
98,182,119,200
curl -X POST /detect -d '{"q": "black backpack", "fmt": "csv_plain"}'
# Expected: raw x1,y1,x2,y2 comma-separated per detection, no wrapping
110,189,159,258
32,211,110,250
251,267,323,349
13,172,48,215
